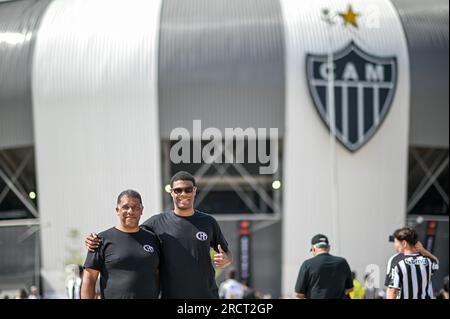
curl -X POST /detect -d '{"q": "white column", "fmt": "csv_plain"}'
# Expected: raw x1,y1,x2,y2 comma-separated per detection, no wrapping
280,0,410,297
32,0,163,297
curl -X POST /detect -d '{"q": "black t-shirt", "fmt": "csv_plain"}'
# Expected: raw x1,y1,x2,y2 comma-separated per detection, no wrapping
141,210,229,299
83,227,160,299
295,253,353,299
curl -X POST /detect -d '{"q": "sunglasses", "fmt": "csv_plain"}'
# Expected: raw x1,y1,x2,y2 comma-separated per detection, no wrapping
172,187,195,195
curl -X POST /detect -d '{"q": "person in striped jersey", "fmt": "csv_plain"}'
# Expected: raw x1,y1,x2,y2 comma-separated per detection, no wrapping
386,227,439,299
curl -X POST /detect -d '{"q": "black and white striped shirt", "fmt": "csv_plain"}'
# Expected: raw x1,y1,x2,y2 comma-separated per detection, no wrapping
387,253,439,299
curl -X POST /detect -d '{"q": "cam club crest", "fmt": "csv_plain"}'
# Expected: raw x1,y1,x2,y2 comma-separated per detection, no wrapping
306,41,397,151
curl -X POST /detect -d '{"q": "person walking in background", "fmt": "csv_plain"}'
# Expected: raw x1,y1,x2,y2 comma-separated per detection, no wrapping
65,264,83,299
15,289,28,299
295,234,353,299
436,275,449,299
219,269,244,299
28,286,40,299
386,227,439,299
241,280,259,299
349,271,365,299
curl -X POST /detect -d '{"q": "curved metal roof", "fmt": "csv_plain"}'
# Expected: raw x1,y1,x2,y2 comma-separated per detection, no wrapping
391,0,449,147
158,0,285,138
0,0,448,146
0,0,50,149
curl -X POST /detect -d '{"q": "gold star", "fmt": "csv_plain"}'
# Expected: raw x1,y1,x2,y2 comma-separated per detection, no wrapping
339,5,360,28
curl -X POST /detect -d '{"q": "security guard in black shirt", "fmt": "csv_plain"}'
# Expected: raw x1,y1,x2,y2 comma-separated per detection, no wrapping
295,234,353,299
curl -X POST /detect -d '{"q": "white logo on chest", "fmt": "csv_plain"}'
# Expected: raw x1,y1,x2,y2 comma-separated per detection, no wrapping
143,244,154,253
196,231,208,241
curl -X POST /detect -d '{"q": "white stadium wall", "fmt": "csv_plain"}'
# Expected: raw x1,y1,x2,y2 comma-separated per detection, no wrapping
31,0,162,295
281,0,410,296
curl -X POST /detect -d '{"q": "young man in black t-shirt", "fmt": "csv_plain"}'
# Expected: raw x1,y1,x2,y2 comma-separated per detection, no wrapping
81,190,160,299
86,172,233,299
295,234,353,299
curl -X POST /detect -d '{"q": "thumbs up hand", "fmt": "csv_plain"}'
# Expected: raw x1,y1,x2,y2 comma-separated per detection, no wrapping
214,244,232,268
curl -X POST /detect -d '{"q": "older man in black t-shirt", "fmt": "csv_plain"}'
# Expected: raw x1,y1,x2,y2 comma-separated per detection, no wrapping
295,234,353,299
81,190,160,299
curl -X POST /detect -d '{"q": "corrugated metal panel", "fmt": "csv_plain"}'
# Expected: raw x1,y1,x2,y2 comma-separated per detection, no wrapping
390,0,449,147
32,0,162,295
158,0,285,138
280,0,410,296
0,0,50,150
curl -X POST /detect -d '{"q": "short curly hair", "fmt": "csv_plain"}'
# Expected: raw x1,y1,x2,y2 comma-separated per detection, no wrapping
170,171,196,187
